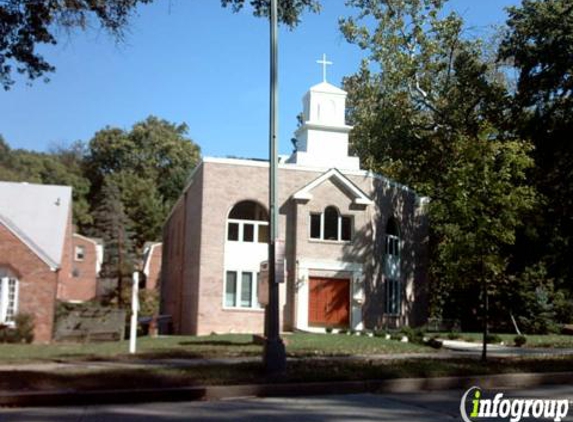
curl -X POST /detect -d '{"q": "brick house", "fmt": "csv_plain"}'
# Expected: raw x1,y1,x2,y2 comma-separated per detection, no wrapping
0,181,101,342
161,81,429,335
58,233,103,302
142,242,162,291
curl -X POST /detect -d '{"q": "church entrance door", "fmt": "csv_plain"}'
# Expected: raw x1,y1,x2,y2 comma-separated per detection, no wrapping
308,277,350,327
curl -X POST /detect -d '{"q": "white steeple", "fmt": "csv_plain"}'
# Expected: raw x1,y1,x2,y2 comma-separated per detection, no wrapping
287,70,360,170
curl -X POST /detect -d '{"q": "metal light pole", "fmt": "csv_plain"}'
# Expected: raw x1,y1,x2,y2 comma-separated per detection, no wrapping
264,0,286,374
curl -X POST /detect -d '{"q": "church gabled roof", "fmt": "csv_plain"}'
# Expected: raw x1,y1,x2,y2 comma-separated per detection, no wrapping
292,168,373,206
0,182,72,269
308,81,347,95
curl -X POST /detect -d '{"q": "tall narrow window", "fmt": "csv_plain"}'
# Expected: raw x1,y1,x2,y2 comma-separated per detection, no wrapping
384,218,401,316
0,270,19,325
240,272,253,308
310,214,321,239
225,271,237,307
323,206,339,240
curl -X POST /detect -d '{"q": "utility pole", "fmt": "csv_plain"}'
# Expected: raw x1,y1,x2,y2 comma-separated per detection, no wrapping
264,0,286,375
481,258,488,362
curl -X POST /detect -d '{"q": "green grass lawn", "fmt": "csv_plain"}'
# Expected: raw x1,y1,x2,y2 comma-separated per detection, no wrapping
437,332,573,348
0,333,433,364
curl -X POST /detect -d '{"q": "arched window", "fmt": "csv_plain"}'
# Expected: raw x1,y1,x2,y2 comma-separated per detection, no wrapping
324,206,339,240
227,201,269,243
309,206,353,242
384,218,401,316
0,268,19,325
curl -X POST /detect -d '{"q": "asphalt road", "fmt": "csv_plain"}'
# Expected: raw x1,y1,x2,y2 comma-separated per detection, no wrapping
2,385,573,422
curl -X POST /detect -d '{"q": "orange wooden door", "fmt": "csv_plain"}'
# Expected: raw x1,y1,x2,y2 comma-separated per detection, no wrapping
308,277,350,327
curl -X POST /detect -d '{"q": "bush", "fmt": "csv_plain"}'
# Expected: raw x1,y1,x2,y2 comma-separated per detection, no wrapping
400,326,426,345
514,335,527,347
447,330,461,340
325,327,333,334
426,338,443,349
485,333,502,344
338,329,348,335
373,329,387,338
0,313,35,343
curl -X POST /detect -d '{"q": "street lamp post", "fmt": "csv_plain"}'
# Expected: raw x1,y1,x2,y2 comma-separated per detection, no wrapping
264,0,286,375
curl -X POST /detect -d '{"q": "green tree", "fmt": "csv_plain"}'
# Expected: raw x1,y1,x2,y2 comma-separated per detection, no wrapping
85,116,200,247
499,0,573,302
0,137,92,226
341,0,536,326
89,178,135,307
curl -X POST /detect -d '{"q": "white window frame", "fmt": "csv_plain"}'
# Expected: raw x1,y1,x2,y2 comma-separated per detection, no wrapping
223,270,262,310
75,245,86,261
226,219,269,244
308,209,353,242
0,277,19,326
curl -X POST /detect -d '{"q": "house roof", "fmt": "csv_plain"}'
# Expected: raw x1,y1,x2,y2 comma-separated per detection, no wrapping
292,168,374,206
0,182,72,269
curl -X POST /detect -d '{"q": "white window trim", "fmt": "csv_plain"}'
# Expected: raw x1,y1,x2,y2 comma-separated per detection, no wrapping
223,270,263,311
308,211,353,243
227,219,269,244
74,245,86,261
0,277,19,326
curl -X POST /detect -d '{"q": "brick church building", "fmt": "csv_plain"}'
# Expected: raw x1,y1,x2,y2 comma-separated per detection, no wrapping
161,78,429,336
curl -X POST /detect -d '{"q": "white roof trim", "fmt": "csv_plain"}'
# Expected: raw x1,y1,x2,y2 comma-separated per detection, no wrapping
292,168,373,205
0,213,59,270
143,242,161,277
73,233,102,246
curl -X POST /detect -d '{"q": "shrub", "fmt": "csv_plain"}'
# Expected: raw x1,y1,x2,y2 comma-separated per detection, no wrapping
426,338,443,349
338,329,348,335
373,329,387,338
447,330,460,340
390,333,403,341
325,327,333,334
400,326,426,345
514,335,527,347
0,313,35,343
485,333,502,344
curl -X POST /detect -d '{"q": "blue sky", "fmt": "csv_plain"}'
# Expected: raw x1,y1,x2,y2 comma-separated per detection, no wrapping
0,0,520,159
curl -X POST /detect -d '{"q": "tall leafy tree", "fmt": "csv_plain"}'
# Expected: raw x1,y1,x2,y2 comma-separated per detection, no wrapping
85,116,200,247
89,177,135,306
341,0,536,326
0,137,92,226
499,0,573,298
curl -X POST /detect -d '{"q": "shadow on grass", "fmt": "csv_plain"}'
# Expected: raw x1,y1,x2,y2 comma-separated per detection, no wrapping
178,340,256,347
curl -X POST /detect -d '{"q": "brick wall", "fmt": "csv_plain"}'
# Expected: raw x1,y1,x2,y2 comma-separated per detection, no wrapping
57,234,98,302
0,224,58,343
162,159,429,335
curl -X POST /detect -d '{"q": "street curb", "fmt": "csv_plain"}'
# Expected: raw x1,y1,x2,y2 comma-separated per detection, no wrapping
1,371,572,408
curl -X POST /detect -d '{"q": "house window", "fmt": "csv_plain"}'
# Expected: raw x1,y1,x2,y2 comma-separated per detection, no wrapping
309,206,352,242
0,271,19,325
384,217,401,316
75,245,85,261
226,201,269,244
225,270,261,309
385,278,401,315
